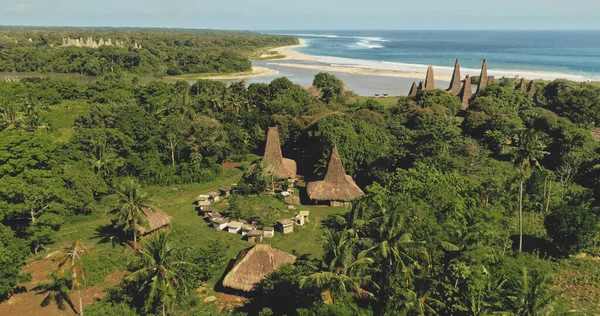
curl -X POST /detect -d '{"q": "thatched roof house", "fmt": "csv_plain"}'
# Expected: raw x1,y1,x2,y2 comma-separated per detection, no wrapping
222,244,296,292
264,127,297,179
307,146,365,205
138,206,173,235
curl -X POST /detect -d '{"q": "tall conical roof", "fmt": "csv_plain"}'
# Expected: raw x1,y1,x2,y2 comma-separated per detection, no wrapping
263,127,296,179
307,146,365,202
408,82,418,96
519,78,527,93
424,66,435,90
527,80,537,96
418,81,424,91
487,76,495,86
460,75,473,109
222,244,296,292
448,59,462,95
477,59,488,93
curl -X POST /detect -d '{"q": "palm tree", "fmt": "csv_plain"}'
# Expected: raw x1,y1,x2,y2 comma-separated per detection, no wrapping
0,104,24,130
128,231,191,316
48,240,88,315
362,202,430,312
109,178,151,248
300,230,376,303
504,267,557,315
513,131,548,252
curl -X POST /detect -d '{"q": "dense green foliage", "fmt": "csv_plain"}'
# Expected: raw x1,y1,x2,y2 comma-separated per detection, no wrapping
1,47,600,314
0,28,297,76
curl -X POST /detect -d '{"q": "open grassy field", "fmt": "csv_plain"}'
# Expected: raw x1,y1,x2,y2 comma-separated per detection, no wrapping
357,96,401,107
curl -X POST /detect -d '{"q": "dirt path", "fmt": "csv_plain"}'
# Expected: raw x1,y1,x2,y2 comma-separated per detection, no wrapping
0,258,125,316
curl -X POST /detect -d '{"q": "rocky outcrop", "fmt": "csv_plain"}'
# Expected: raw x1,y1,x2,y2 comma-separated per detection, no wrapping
448,59,462,95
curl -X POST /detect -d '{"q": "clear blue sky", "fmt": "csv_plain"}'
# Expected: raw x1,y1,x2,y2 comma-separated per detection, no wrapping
1,0,598,30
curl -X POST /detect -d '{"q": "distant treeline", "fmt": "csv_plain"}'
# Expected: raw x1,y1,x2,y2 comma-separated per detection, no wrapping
0,28,298,76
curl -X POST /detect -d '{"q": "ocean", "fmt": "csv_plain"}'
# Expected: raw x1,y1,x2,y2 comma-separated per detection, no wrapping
272,30,600,81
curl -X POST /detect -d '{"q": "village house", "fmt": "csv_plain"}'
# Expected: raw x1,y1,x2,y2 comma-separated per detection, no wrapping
307,146,365,206
241,224,254,236
263,127,297,180
222,244,296,292
208,191,220,202
137,206,173,237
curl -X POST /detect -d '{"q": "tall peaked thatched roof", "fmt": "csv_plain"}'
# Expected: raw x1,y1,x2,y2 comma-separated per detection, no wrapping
263,127,297,179
138,205,173,235
307,146,365,202
460,75,473,109
477,59,488,93
222,244,296,292
519,78,527,93
527,80,537,96
424,66,435,90
408,82,418,96
448,59,462,95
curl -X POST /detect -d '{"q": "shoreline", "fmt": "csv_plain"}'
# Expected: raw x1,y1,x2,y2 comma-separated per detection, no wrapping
167,66,279,81
259,39,597,83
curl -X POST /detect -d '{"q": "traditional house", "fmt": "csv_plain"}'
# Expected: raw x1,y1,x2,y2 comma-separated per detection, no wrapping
276,219,294,234
228,221,243,234
447,59,462,95
424,66,435,90
477,59,488,93
263,127,297,180
246,230,264,244
263,227,275,238
307,146,365,206
138,206,173,236
212,218,229,231
222,244,296,292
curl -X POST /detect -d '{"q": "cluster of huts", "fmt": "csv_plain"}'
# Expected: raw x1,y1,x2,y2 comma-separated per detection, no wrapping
409,59,537,107
263,126,365,206
60,36,140,49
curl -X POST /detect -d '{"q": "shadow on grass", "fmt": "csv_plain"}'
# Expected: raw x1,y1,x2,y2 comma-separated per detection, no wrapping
510,234,562,258
92,223,128,247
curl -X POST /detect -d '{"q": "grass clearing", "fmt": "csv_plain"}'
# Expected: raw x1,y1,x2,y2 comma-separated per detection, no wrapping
357,96,401,107
42,100,90,142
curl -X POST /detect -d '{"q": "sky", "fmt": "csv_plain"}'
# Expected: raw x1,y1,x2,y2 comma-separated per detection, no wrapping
1,0,599,30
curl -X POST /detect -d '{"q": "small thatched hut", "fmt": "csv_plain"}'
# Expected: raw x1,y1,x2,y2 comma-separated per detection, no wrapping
263,127,297,179
222,244,296,292
138,206,173,236
307,146,365,206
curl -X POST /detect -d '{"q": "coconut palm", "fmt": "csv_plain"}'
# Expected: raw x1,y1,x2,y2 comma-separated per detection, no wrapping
128,231,191,316
48,240,87,315
109,178,151,248
0,104,24,130
362,202,429,313
300,230,376,303
513,131,548,252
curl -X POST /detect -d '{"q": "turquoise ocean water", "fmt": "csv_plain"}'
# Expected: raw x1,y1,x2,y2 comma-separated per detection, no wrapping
271,30,600,81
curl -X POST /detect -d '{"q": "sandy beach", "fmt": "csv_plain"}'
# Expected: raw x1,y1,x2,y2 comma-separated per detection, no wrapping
169,66,279,80
261,39,453,81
